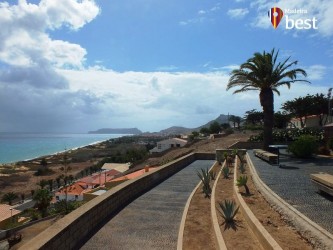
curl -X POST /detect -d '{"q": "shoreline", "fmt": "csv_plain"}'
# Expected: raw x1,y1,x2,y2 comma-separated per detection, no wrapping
1,134,133,165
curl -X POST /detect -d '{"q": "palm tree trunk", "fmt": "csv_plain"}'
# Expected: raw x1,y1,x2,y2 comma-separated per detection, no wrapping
260,89,274,150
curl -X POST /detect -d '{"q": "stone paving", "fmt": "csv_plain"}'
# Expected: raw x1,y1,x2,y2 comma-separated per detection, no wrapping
81,160,215,250
248,150,333,234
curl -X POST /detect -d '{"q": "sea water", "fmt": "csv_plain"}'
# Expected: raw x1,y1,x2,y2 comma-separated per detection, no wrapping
0,133,125,164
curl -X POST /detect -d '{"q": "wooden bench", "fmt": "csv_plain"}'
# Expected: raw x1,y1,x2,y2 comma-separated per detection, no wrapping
310,173,333,196
253,149,278,164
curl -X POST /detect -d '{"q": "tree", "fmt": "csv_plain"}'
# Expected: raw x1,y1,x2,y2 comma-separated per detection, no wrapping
40,158,48,168
33,189,52,217
244,109,264,125
274,111,291,129
200,127,210,135
1,192,18,205
227,49,308,149
229,115,242,128
48,179,54,192
209,121,221,134
38,179,48,189
56,176,62,189
60,152,71,213
282,94,329,127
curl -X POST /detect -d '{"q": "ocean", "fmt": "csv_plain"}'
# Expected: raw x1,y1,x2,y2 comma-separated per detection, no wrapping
0,133,125,164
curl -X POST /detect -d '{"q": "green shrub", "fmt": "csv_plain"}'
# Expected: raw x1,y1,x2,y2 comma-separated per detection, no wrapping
288,135,317,158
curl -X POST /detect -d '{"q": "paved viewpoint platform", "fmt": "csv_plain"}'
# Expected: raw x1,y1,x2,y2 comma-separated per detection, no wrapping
248,150,333,234
81,160,214,250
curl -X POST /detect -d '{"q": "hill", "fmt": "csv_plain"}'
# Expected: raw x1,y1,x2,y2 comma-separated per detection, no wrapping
88,128,142,134
198,114,230,129
159,126,194,135
158,114,231,135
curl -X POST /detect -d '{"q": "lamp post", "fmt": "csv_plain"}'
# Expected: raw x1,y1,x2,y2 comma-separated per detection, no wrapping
9,208,13,223
328,88,332,123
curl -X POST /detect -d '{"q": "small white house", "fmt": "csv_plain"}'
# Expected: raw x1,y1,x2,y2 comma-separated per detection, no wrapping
149,138,187,153
288,114,333,128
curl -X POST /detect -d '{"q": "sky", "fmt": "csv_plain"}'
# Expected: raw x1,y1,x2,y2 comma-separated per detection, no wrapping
0,0,333,133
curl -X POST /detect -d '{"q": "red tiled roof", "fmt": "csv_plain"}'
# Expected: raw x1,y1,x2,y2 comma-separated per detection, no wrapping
56,183,90,196
77,169,121,186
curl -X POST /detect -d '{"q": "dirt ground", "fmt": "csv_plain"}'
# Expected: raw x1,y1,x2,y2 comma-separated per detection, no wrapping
183,157,313,250
215,164,262,249
242,163,313,249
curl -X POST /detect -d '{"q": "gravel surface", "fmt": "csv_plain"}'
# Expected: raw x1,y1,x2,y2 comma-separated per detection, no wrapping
248,150,333,234
81,160,215,250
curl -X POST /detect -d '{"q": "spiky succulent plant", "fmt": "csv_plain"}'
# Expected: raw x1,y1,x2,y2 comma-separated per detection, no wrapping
218,199,239,223
197,168,211,198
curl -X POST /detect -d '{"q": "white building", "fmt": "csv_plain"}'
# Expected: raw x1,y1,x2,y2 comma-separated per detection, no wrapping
149,138,187,153
288,114,333,128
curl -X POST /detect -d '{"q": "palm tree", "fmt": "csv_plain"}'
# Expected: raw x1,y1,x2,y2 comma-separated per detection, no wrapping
33,189,53,217
1,192,18,205
227,49,309,149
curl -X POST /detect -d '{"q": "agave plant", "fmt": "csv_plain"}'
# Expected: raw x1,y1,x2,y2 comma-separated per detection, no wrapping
239,162,246,174
236,175,250,195
237,151,246,164
222,166,230,179
218,199,239,223
210,171,217,181
197,168,211,198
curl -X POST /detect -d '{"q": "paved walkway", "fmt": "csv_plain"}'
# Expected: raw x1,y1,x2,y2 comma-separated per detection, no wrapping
81,160,215,250
248,150,333,234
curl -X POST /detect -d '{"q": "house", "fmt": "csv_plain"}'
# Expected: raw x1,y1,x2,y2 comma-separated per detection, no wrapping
54,169,121,202
105,166,157,189
0,204,21,229
101,163,130,173
76,169,121,188
288,114,332,128
54,182,91,202
149,138,187,153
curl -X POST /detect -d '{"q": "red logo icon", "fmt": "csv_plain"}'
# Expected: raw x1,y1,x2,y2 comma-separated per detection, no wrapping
268,7,284,29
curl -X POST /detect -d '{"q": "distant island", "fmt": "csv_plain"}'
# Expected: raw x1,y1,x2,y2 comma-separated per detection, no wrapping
88,128,142,134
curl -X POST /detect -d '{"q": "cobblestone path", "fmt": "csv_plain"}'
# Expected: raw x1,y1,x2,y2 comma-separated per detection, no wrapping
81,160,215,250
248,150,333,233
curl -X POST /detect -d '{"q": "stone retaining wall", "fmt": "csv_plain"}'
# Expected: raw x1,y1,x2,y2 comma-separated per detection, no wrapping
20,152,215,250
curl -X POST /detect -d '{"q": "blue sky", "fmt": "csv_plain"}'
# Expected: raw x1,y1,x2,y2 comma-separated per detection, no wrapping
0,0,332,132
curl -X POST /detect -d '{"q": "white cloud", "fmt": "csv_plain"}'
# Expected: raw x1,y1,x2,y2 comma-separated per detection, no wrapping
305,65,326,80
250,0,333,36
0,0,100,68
227,8,249,19
179,3,221,26
156,65,178,71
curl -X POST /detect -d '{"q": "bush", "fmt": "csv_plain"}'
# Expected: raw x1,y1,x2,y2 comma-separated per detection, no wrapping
288,135,317,158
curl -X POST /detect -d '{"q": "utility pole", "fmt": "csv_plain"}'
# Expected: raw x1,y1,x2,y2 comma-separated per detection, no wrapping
328,88,332,123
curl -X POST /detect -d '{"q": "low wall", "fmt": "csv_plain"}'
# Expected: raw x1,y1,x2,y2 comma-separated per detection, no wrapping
216,149,247,163
20,152,215,250
227,141,263,149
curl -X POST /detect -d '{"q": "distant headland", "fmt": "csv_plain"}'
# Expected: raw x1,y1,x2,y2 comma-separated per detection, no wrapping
88,128,142,134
